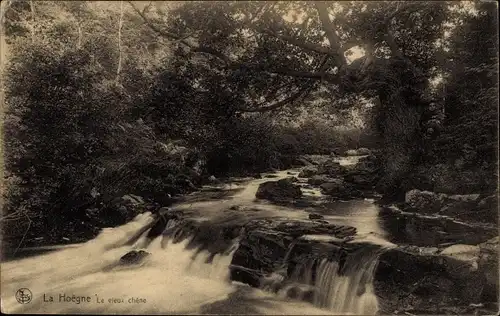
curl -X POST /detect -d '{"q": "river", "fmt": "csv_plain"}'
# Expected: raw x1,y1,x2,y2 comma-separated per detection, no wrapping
0,156,494,314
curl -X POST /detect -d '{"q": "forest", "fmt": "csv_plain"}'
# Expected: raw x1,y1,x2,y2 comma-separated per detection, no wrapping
0,0,498,249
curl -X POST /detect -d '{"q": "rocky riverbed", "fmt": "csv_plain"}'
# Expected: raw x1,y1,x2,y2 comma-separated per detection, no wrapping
3,153,498,315
124,153,498,314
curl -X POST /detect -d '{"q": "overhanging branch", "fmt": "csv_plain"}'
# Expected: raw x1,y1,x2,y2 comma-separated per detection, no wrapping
128,1,234,66
239,53,331,113
129,1,342,83
239,82,315,113
314,1,346,67
257,28,336,57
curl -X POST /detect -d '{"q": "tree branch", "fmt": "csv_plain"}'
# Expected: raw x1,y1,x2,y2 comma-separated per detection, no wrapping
314,1,346,66
239,53,331,113
231,62,339,83
128,1,342,83
239,83,314,113
128,0,234,66
259,28,336,57
382,2,422,58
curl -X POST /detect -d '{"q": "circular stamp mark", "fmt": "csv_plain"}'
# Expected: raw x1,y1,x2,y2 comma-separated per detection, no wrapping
16,288,32,304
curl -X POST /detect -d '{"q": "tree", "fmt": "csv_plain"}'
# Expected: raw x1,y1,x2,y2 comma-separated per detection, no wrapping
129,0,450,197
430,0,498,192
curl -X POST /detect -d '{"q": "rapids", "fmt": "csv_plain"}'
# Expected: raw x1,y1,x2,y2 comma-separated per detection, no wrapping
1,156,396,314
1,212,360,314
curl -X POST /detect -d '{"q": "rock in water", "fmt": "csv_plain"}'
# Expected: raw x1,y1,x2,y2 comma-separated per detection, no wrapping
255,180,302,202
264,174,279,178
119,250,151,265
298,166,318,178
282,176,299,184
308,175,339,185
119,194,145,206
375,240,499,314
308,213,324,220
320,180,362,199
317,159,345,176
405,189,447,213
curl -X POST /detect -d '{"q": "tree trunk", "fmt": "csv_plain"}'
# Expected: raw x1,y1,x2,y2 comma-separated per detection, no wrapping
116,0,124,83
30,0,36,42
77,22,83,49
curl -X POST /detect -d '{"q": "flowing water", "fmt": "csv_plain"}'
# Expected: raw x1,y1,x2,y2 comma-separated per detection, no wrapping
1,212,337,314
278,236,395,315
0,156,418,314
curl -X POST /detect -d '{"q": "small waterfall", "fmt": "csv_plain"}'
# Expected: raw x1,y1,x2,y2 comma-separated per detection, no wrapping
314,246,383,314
278,237,395,315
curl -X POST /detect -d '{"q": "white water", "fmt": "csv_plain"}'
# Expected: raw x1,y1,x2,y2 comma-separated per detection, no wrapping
1,158,390,315
278,235,395,315
0,212,334,315
1,212,238,314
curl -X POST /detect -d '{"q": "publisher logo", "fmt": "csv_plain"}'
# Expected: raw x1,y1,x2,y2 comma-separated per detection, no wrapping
15,288,32,304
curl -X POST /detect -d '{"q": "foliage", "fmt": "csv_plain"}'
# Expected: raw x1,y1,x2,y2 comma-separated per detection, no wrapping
1,0,498,247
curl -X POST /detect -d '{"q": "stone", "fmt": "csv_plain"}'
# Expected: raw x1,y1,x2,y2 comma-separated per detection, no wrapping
298,166,318,178
255,180,302,202
440,244,481,278
375,245,489,313
121,194,145,205
438,200,479,220
405,189,447,214
293,157,313,167
119,250,151,265
264,174,279,178
320,181,361,199
208,175,218,182
317,159,344,176
308,175,338,185
447,194,481,202
301,155,331,166
308,213,324,220
231,218,358,287
282,177,299,184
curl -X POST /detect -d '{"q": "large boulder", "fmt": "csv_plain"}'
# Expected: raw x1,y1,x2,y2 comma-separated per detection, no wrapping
317,159,345,176
298,166,318,178
405,189,448,213
343,173,378,190
342,155,381,191
300,155,330,166
375,244,496,314
405,190,497,223
292,157,311,167
107,194,147,223
308,175,338,185
282,176,299,184
255,179,302,202
320,180,362,199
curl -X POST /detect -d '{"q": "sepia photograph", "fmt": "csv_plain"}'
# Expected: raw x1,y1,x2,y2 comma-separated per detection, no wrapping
0,0,498,314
